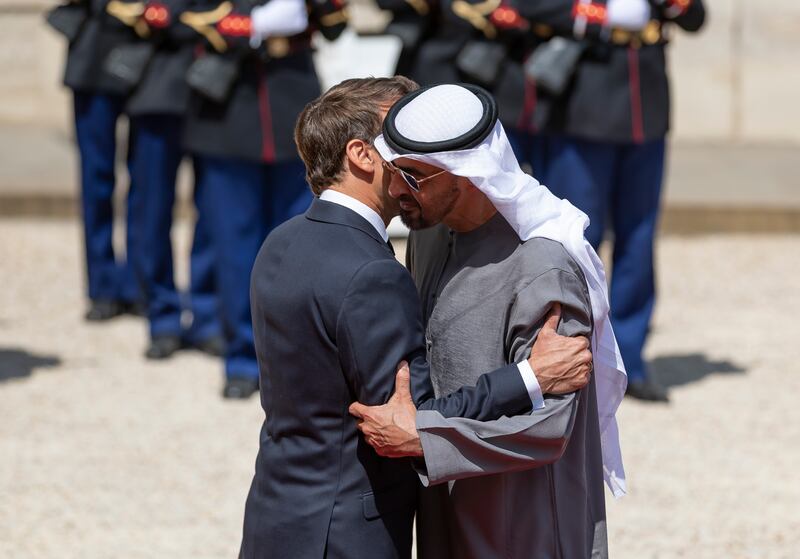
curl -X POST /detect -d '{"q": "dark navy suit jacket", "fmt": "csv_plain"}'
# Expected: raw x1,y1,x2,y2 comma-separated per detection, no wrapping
240,199,532,558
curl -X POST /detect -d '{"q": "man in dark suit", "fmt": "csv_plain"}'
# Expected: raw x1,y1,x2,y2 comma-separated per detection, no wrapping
240,77,593,558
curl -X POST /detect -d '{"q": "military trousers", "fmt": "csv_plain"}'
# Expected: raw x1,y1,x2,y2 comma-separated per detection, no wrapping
127,114,220,344
73,91,141,305
193,154,311,380
509,130,666,383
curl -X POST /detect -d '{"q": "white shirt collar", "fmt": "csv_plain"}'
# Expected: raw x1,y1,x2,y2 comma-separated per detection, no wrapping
319,189,389,242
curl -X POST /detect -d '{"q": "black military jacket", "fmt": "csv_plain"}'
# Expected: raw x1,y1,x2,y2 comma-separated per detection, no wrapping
540,0,706,142
183,0,347,163
63,0,139,94
126,0,196,116
381,0,705,143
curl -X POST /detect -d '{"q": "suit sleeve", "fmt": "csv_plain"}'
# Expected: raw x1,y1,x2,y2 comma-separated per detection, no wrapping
415,268,594,486
336,259,533,419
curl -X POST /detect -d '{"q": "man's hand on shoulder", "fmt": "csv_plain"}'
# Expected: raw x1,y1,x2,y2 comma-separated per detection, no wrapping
348,362,423,458
528,303,593,394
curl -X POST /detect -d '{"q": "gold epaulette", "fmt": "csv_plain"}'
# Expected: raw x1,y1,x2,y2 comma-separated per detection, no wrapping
451,0,502,40
179,1,233,53
320,8,348,27
404,0,429,16
106,0,150,37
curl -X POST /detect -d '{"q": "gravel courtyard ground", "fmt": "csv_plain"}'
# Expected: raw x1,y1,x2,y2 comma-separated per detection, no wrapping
1,219,798,558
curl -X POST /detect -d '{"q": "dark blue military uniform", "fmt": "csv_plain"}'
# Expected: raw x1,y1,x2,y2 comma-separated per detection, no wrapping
511,0,706,396
180,0,347,390
114,0,222,352
59,0,142,313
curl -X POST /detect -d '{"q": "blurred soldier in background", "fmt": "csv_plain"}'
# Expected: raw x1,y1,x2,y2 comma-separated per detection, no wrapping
101,0,224,360
375,0,594,119
378,0,706,402
180,0,347,398
48,0,144,321
512,0,707,402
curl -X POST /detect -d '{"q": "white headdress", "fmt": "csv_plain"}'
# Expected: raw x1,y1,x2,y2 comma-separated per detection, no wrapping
375,84,627,497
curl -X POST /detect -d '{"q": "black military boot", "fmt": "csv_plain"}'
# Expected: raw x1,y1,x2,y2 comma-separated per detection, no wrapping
193,335,226,357
145,335,182,360
625,377,669,403
223,377,259,399
85,300,124,321
122,300,147,318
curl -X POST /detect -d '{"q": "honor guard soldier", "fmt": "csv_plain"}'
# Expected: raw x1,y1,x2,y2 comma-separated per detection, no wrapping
101,0,224,360
378,0,705,401
512,0,706,402
179,0,347,398
375,0,620,148
47,0,145,320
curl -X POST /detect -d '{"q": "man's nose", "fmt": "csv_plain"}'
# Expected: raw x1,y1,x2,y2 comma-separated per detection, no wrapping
387,174,410,199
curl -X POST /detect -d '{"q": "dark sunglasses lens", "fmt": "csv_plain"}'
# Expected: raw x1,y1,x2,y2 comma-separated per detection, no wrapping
401,170,419,191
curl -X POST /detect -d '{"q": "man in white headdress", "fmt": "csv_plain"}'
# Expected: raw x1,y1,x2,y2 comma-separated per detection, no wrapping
350,83,627,558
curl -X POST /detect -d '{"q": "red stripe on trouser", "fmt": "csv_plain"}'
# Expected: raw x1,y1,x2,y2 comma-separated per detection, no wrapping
518,78,538,133
627,47,644,143
257,71,276,162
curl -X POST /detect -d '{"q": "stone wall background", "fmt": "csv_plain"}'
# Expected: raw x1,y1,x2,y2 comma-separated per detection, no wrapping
1,0,798,144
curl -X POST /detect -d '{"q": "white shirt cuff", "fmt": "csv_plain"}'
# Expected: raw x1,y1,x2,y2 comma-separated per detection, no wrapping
517,360,546,410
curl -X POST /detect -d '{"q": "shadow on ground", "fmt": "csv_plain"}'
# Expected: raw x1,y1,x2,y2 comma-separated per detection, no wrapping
0,347,61,382
650,353,745,388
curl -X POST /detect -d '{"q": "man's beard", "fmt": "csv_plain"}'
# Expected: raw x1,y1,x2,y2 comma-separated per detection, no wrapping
398,180,459,229
397,197,439,230
398,207,434,230
398,192,458,230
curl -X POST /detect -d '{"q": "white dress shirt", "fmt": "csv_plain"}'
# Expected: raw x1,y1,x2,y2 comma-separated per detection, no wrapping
319,189,389,242
318,188,544,409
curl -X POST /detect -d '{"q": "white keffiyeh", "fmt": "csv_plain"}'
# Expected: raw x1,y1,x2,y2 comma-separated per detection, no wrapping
375,84,627,497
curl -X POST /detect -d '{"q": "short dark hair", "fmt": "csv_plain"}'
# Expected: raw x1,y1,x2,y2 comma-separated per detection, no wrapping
294,76,419,195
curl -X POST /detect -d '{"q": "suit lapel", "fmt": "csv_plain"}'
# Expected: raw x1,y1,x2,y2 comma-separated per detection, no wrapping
306,198,390,251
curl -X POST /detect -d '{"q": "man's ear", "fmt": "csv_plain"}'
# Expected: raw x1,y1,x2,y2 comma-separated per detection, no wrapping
345,139,376,174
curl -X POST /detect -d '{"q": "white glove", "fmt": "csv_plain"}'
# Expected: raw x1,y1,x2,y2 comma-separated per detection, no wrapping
606,0,651,31
250,0,308,45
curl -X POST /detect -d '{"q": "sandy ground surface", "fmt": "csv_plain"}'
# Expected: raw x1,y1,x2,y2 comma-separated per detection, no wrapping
1,219,799,558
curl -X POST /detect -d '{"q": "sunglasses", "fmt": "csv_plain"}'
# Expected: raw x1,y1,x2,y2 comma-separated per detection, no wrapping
382,160,447,193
